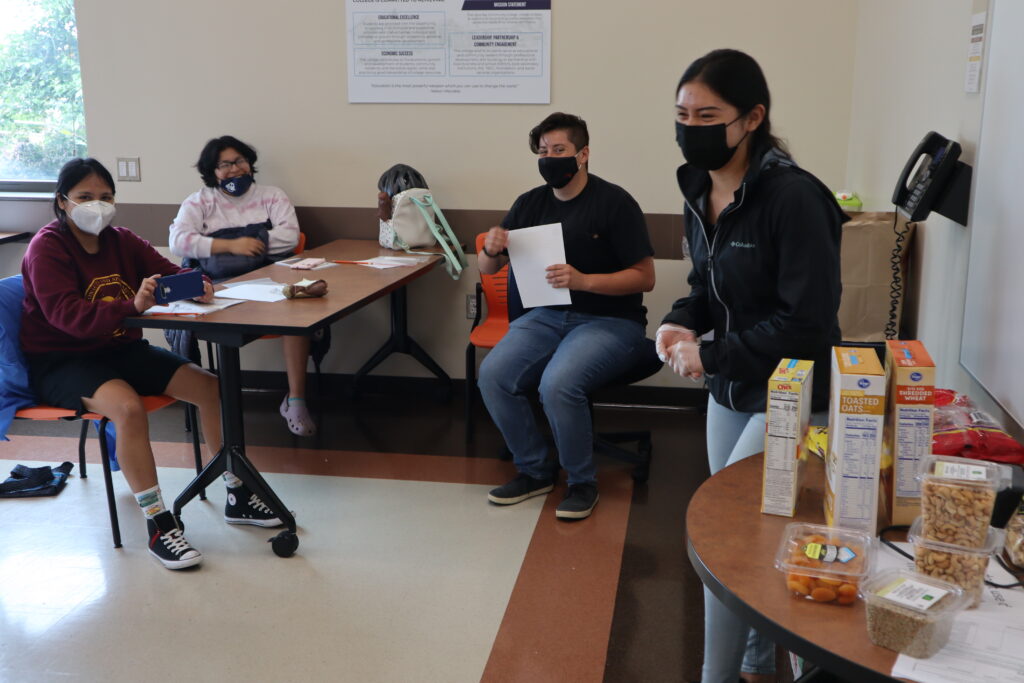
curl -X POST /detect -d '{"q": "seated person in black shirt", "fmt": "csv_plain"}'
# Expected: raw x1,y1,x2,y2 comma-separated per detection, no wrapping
478,112,655,520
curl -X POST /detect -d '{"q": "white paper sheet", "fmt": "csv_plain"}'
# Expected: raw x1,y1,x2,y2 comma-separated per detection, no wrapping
505,223,571,309
143,297,244,316
220,277,278,288
215,283,286,303
876,542,1024,682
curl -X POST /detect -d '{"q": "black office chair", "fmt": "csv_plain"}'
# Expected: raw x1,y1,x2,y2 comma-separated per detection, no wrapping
589,338,663,482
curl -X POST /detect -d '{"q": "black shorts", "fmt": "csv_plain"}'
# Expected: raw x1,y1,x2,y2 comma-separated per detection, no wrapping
25,340,191,414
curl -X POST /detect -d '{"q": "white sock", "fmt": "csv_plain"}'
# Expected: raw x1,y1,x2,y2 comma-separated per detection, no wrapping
223,472,243,488
135,485,165,519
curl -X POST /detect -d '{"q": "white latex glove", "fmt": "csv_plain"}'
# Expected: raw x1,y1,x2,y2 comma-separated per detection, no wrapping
655,323,696,362
666,339,704,380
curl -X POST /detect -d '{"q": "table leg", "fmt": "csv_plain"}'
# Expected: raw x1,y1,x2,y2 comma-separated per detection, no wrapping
173,342,299,557
351,286,452,397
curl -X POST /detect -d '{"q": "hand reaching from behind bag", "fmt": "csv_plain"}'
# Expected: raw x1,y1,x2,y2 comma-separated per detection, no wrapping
219,236,266,257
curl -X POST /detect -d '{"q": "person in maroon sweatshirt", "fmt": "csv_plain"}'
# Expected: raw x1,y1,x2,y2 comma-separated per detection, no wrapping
20,158,281,570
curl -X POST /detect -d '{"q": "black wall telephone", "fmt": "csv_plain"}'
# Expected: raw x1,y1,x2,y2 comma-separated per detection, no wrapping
892,131,972,225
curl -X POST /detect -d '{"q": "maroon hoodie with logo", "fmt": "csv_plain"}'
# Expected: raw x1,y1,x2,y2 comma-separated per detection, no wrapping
20,221,187,355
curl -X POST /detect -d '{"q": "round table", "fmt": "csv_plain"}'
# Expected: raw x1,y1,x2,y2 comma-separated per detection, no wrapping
686,454,905,682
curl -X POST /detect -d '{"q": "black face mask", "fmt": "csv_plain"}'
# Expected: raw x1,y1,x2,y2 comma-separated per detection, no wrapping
675,117,748,171
538,154,581,189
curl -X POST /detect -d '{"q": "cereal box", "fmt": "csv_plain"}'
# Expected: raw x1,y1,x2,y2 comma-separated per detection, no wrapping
882,340,936,526
824,347,887,532
762,359,814,517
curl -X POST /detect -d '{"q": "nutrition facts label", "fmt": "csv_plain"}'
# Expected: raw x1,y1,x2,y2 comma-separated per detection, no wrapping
765,390,799,470
895,405,932,497
837,415,881,523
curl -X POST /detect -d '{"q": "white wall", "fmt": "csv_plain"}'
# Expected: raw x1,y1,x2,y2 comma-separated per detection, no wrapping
844,0,1020,434
64,0,860,387
11,2,1013,417
75,1,858,212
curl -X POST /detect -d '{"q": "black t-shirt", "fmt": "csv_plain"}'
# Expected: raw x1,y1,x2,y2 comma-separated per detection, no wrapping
500,174,653,325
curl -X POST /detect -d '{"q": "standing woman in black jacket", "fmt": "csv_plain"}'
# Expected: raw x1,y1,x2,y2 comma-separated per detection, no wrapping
657,50,845,683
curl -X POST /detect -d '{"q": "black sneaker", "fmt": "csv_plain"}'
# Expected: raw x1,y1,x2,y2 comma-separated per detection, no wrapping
147,511,203,569
225,485,283,527
488,473,554,505
555,483,599,520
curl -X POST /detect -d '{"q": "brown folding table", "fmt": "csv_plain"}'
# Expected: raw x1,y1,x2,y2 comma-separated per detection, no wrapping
126,239,443,556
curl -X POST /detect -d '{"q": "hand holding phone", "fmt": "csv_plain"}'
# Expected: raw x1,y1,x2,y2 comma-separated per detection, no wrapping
154,271,206,305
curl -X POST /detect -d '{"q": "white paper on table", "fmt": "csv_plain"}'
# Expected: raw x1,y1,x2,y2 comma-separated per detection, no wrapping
505,222,571,308
220,277,278,288
215,283,286,303
143,297,244,316
876,542,1024,683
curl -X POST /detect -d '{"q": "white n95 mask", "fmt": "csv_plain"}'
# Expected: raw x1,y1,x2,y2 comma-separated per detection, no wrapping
66,198,116,235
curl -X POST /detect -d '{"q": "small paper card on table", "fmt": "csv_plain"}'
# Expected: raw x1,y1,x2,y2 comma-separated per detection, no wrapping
505,223,571,309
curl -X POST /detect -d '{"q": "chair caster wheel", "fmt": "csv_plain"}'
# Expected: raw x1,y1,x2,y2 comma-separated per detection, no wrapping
269,531,299,557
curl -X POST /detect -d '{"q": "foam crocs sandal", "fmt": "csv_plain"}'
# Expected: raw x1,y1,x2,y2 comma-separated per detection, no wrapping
280,394,316,436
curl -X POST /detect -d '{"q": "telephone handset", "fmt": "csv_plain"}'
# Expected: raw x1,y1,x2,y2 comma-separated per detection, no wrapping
892,131,963,223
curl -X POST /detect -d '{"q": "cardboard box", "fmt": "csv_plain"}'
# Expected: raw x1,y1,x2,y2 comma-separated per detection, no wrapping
882,340,936,525
824,347,887,532
838,213,915,342
761,359,814,517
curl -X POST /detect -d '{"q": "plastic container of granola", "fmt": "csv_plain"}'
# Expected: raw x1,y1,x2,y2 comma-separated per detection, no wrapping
774,522,873,606
862,568,968,658
919,455,1010,548
908,516,1004,608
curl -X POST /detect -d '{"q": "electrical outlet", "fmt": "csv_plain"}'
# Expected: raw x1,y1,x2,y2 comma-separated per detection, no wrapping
465,293,478,320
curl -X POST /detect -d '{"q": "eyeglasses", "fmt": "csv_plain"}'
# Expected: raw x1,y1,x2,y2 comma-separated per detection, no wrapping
215,157,250,171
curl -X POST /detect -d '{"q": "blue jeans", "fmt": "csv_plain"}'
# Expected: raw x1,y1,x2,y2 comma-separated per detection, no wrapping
478,308,646,486
702,394,828,682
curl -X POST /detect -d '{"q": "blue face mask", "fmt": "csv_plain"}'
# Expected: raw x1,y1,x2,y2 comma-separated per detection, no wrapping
220,173,254,197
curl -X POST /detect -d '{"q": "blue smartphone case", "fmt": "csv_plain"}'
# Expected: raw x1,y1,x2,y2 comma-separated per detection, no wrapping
154,271,205,305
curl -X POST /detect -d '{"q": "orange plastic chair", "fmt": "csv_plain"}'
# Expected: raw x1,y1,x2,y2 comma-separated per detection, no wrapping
465,232,510,440
15,395,204,548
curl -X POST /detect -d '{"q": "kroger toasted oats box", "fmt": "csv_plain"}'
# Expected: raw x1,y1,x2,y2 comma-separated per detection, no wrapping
882,340,936,526
761,359,814,517
825,347,887,532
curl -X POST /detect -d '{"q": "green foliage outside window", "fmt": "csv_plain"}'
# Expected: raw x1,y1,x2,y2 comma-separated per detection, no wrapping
0,0,87,183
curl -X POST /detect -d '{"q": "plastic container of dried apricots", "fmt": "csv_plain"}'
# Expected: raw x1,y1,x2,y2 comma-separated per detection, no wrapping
774,522,874,606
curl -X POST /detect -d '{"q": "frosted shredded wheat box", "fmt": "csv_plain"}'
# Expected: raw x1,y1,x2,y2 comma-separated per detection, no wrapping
882,340,936,526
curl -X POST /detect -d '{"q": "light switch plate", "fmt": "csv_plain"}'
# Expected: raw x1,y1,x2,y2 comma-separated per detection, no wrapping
116,157,141,181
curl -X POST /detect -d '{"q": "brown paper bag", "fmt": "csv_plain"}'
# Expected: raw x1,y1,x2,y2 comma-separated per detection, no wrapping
838,212,914,342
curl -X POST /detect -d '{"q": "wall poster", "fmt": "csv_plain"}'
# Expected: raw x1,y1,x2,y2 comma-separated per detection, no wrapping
346,0,551,103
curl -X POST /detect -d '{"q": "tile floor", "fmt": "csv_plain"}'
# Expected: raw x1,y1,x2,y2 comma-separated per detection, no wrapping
1,389,713,682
